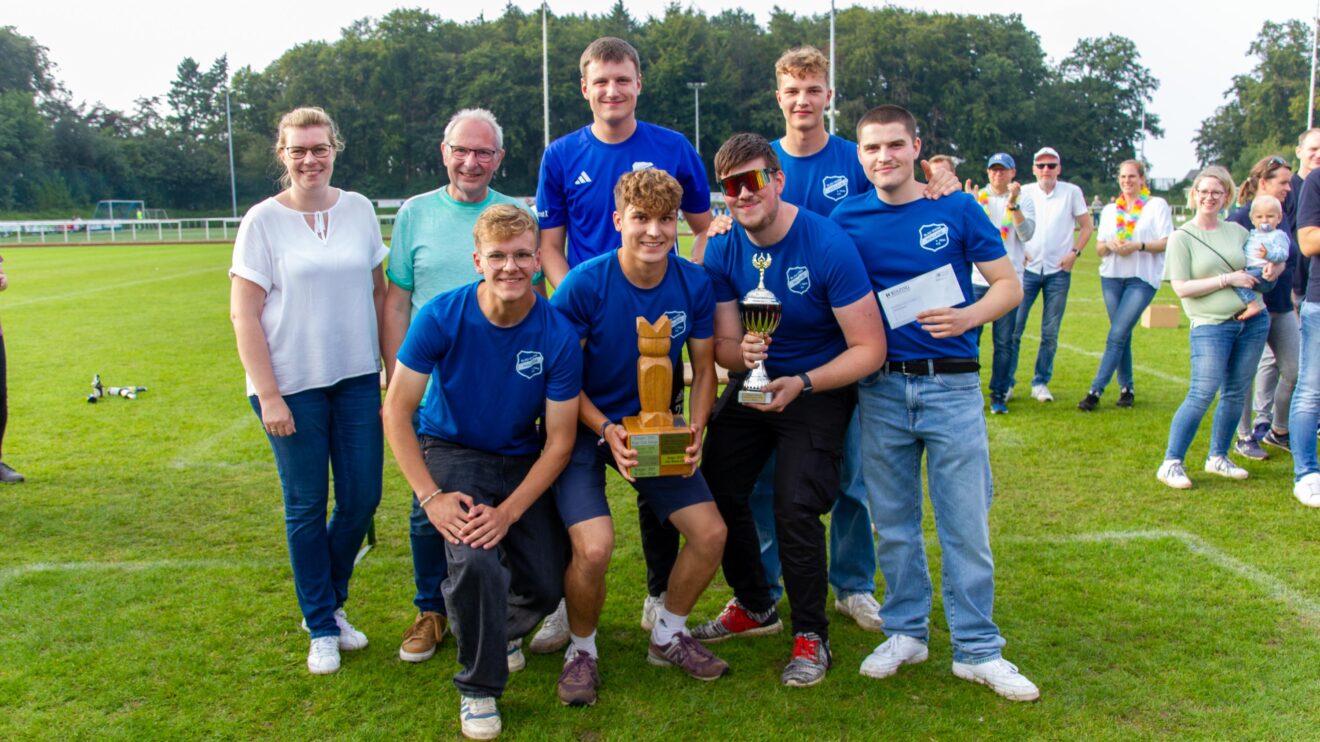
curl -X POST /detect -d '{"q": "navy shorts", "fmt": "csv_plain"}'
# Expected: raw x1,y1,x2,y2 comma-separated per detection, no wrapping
554,424,713,527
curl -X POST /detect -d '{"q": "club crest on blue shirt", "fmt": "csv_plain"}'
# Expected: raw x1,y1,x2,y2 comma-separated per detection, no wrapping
822,175,849,202
919,223,950,252
786,266,811,295
515,350,544,379
664,310,688,338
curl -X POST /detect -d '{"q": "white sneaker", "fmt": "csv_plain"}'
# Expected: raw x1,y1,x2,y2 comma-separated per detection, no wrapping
834,592,884,632
300,608,368,651
1030,384,1054,402
640,592,666,631
528,599,569,654
859,634,928,679
952,657,1040,701
1156,459,1192,490
1004,386,1014,402
1204,456,1249,480
507,639,526,673
1294,473,1320,508
459,695,501,740
307,636,341,675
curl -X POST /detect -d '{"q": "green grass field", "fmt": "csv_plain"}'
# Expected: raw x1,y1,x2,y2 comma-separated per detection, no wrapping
2,240,1320,740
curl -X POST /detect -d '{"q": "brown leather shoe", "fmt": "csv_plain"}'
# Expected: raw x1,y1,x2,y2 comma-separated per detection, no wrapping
399,611,446,662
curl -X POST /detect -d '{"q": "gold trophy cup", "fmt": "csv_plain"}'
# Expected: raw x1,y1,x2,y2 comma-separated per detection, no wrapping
737,253,783,405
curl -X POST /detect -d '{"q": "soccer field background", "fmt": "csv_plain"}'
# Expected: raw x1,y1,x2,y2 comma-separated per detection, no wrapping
2,241,1320,739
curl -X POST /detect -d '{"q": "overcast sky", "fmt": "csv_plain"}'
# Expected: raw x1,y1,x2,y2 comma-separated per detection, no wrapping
8,1,1317,181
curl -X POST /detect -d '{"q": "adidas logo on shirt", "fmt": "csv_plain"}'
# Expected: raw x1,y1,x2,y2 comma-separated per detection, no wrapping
574,171,593,186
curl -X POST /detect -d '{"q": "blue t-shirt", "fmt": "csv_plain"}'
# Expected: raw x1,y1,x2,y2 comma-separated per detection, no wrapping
551,251,715,423
772,135,870,216
1294,169,1320,303
1229,204,1295,314
536,121,711,267
397,283,583,455
703,208,871,378
831,191,1006,361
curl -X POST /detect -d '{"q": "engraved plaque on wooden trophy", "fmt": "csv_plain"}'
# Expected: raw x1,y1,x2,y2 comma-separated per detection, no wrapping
622,315,692,478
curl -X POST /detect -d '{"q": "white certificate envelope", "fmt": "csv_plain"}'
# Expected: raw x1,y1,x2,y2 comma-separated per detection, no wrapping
877,264,966,329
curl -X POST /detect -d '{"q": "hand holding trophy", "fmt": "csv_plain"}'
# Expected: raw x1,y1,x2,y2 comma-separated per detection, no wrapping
737,252,783,405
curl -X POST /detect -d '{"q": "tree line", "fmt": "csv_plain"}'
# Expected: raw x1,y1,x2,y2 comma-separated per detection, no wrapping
2,3,1168,216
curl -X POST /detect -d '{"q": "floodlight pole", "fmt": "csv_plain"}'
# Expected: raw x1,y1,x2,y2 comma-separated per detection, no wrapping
687,83,707,155
1310,3,1318,129
543,2,550,149
225,88,237,219
828,0,839,135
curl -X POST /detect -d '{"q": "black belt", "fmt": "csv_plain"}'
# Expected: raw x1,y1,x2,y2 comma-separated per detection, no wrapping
882,358,980,375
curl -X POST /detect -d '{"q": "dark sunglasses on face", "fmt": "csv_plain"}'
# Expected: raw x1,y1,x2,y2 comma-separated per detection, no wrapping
720,168,777,198
1034,162,1059,170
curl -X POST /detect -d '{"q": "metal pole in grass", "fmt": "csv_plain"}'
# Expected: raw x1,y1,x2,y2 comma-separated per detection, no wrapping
1310,5,1318,129
687,82,706,155
226,88,238,219
828,0,836,135
542,2,550,150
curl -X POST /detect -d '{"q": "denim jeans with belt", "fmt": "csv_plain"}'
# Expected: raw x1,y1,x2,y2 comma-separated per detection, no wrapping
250,372,383,638
1090,277,1158,395
1010,269,1072,388
857,369,1006,663
1164,313,1270,462
1289,303,1320,480
972,283,1018,401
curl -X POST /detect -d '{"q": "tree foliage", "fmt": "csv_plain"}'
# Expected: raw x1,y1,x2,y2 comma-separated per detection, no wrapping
1,8,1166,213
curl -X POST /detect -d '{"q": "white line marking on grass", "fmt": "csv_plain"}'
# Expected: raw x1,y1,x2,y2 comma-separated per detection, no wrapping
1019,333,1189,386
1002,529,1320,622
3,266,218,308
170,414,257,469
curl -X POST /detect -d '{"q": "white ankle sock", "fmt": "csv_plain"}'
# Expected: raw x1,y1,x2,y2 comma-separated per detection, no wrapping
567,631,597,659
652,606,688,646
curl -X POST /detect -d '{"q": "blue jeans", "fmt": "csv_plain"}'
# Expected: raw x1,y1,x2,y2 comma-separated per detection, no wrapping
1010,269,1072,387
750,408,876,602
972,283,1018,400
1164,313,1270,462
1091,277,1158,395
250,373,383,638
1290,302,1320,480
857,370,1005,663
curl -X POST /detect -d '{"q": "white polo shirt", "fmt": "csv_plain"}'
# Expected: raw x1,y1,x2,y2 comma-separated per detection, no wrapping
1022,180,1087,275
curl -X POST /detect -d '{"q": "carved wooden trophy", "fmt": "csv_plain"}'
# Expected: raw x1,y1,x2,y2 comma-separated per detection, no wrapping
622,315,692,478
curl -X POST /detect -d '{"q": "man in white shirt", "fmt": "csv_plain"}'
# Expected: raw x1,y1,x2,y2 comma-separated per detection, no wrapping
1008,147,1093,403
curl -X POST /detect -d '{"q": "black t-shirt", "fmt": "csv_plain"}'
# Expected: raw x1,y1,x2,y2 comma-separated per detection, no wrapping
1228,204,1295,313
1296,169,1320,302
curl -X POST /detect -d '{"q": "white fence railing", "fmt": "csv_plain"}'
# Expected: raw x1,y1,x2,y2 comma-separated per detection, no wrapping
0,216,400,246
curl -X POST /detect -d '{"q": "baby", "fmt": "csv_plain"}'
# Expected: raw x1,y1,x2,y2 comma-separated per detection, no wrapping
1235,194,1290,320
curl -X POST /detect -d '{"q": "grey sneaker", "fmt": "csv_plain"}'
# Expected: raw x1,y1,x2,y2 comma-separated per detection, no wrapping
528,599,569,654
0,462,24,483
1262,429,1291,452
1234,436,1269,461
557,650,600,706
506,639,525,673
690,599,782,643
640,592,666,631
648,632,730,680
781,632,831,687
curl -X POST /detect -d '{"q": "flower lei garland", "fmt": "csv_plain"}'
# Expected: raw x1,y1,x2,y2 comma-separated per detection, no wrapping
1114,186,1150,241
976,188,1012,241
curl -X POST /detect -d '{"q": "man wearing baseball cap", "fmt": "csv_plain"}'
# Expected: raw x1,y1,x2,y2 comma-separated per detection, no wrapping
1008,147,1092,403
967,153,1034,413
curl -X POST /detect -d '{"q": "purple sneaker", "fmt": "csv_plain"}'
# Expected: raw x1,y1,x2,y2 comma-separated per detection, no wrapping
648,633,730,681
557,650,600,706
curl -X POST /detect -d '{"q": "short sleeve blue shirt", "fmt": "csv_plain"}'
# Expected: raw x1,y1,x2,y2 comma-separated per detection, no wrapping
397,284,582,455
536,122,711,267
703,208,871,378
550,251,715,423
771,135,870,216
831,191,1006,361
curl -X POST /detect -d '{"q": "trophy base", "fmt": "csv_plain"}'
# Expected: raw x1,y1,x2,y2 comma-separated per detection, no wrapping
622,415,692,478
737,389,774,405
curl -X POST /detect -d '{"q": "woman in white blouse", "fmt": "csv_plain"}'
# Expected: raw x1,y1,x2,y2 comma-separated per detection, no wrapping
229,107,387,675
1077,160,1173,411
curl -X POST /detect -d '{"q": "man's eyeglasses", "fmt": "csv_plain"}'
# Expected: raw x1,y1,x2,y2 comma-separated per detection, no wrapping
1033,162,1059,170
719,168,777,198
285,145,334,159
448,145,499,162
483,250,537,268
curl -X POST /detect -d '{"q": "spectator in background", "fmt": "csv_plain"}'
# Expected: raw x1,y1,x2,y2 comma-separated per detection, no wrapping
928,154,957,179
1156,166,1279,490
0,255,21,484
1010,147,1094,403
1288,160,1320,507
1077,160,1172,412
229,106,386,674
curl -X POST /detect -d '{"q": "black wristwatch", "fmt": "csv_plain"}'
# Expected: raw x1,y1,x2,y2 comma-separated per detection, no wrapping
1007,204,1020,212
797,372,814,396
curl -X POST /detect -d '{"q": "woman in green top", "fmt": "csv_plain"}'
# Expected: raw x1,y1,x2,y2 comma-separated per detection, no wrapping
1157,166,1282,490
